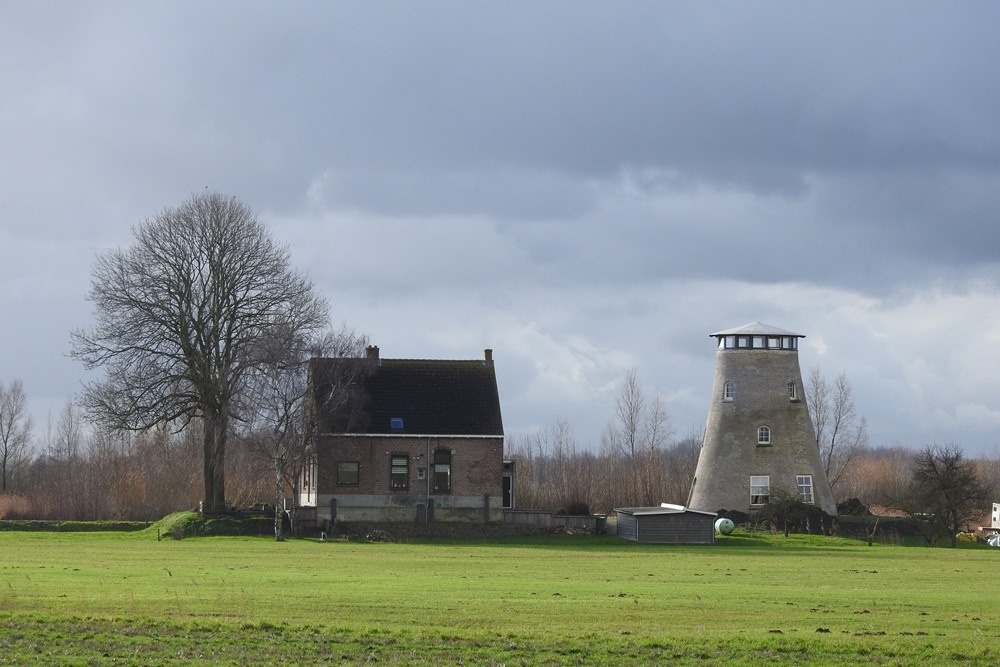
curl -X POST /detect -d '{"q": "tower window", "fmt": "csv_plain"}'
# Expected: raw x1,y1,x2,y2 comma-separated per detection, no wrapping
757,426,771,445
723,381,735,402
788,381,797,401
797,475,814,504
750,476,770,505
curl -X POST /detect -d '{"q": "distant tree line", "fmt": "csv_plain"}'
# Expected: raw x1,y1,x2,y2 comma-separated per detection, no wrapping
0,400,278,521
505,369,999,544
507,436,998,525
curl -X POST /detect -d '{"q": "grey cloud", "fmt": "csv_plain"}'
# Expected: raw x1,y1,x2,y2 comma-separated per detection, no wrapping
4,2,1000,455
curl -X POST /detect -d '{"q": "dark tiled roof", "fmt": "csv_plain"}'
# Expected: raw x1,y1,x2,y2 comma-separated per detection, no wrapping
310,356,504,436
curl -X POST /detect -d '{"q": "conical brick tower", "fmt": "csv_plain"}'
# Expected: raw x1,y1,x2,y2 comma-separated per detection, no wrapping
688,322,837,515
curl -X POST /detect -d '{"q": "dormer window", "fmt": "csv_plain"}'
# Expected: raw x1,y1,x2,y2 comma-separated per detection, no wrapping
757,426,771,445
723,381,735,402
390,417,404,430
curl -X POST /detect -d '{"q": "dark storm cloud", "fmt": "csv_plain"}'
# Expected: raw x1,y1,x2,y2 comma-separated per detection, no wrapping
4,2,1000,453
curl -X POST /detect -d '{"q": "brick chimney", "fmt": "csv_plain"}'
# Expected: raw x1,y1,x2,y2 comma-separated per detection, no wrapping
484,348,493,364
366,345,379,360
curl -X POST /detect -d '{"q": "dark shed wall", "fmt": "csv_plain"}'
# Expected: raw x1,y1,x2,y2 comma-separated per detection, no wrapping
616,510,716,544
639,513,715,544
617,514,638,541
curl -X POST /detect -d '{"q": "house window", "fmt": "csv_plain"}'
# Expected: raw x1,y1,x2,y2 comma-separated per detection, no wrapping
797,475,814,504
757,426,771,445
750,475,770,506
337,461,360,485
303,457,314,491
433,449,451,493
390,455,409,490
788,381,797,401
723,381,735,402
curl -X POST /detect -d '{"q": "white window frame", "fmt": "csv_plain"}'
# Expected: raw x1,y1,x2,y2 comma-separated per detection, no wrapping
788,381,797,401
757,425,771,445
750,475,770,506
797,475,814,504
724,381,735,402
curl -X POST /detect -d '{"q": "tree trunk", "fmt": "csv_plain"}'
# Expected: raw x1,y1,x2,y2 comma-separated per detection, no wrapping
274,459,285,541
202,410,228,513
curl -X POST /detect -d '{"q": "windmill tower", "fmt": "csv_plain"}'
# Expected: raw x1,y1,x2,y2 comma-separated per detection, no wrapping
687,322,837,515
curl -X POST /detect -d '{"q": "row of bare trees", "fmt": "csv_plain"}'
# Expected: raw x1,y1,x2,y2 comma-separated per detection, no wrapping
0,399,285,522
506,367,998,528
508,432,998,520
507,369,700,514
0,318,367,532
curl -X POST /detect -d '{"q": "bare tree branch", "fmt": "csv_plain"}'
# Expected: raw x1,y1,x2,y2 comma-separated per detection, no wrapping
238,325,367,539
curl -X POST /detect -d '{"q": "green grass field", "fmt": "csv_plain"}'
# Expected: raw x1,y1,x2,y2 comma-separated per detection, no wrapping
0,523,996,665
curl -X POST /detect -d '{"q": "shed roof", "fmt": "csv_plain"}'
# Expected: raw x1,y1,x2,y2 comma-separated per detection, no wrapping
310,353,504,437
615,504,717,518
709,321,804,338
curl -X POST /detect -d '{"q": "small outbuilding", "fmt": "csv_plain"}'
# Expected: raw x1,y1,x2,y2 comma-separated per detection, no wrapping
614,504,717,544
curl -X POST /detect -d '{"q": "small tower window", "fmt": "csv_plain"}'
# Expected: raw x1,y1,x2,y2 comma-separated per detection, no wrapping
797,475,814,504
757,426,771,445
788,381,797,401
750,475,770,505
723,381,735,402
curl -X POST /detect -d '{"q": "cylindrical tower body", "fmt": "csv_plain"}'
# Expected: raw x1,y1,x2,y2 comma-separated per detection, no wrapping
688,322,837,515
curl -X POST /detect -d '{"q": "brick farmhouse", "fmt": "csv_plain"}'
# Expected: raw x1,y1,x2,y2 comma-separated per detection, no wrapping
298,346,505,525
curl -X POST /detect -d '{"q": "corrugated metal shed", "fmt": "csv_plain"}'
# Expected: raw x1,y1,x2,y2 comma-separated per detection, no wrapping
615,504,717,544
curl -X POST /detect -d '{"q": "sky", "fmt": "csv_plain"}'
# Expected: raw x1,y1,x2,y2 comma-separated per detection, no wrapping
3,2,1000,456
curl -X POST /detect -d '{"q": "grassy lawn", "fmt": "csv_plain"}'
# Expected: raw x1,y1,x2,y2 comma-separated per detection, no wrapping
0,525,997,665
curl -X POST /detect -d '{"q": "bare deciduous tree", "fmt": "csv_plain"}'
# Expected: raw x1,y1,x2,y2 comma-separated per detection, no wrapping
904,444,988,548
71,192,329,512
602,369,672,460
600,369,673,506
0,379,33,493
806,367,869,494
240,324,367,540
